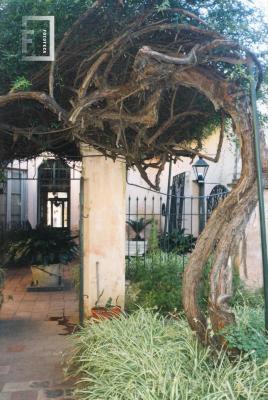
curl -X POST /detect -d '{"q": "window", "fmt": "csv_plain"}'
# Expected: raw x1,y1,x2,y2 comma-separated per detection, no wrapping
38,159,70,228
0,169,27,229
207,185,228,220
47,192,68,228
169,172,186,232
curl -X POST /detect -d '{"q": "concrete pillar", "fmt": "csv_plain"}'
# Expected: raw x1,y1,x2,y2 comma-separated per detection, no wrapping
80,145,126,315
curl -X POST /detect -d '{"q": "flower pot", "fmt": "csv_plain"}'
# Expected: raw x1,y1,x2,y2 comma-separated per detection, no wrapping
126,240,147,256
31,264,62,288
91,305,122,320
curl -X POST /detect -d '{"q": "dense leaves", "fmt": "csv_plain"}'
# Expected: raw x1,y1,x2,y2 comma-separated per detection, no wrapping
126,253,185,313
160,228,196,254
0,0,266,94
0,0,266,179
0,225,78,266
222,305,268,361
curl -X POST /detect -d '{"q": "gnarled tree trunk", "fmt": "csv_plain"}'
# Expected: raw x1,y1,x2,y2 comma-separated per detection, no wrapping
132,52,258,341
182,90,257,342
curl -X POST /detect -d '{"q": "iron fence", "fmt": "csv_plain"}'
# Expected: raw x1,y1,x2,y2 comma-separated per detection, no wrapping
126,189,229,269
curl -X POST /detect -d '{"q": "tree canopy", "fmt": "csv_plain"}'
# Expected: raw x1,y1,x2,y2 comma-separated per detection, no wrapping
0,0,266,187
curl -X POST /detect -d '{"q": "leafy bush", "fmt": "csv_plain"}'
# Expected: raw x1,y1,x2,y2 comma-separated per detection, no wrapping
1,225,78,266
233,288,264,308
221,305,268,361
126,252,185,313
147,218,159,253
68,309,268,400
160,228,196,254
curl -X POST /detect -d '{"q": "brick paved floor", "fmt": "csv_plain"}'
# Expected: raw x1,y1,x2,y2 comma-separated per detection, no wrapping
0,264,79,399
0,266,79,322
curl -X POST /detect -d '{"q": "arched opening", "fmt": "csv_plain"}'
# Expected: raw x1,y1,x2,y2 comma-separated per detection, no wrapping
206,184,229,220
38,159,70,228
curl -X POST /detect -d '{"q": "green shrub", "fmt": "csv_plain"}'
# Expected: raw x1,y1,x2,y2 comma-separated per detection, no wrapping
221,305,268,361
147,218,159,253
126,252,185,313
160,228,196,254
230,276,264,308
1,225,78,266
68,309,268,400
126,252,215,314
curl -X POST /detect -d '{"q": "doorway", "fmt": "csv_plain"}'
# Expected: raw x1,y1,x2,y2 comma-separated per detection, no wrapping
38,159,70,228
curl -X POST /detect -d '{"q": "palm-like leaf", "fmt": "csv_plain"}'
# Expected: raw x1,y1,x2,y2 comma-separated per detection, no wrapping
126,218,152,240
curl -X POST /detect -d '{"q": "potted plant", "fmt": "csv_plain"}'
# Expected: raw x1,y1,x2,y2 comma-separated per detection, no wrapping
91,290,121,320
3,225,78,290
126,218,152,256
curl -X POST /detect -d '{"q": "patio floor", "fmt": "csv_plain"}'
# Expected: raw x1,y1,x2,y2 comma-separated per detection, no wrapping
0,265,79,400
0,266,79,322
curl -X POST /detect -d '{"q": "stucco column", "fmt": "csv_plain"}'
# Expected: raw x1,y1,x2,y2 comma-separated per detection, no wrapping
80,145,126,315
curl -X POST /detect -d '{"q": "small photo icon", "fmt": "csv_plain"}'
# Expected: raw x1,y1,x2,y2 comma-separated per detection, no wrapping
22,16,55,61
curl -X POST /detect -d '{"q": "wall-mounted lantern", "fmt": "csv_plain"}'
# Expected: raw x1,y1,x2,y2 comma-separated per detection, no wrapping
192,157,209,183
192,157,209,234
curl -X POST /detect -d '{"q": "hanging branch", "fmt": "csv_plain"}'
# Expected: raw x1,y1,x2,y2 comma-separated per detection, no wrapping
49,0,103,98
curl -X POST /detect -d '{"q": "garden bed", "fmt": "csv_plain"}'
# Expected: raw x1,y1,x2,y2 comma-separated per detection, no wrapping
68,309,268,399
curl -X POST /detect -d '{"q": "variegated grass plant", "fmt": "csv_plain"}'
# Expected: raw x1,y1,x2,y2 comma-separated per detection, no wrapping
68,309,268,399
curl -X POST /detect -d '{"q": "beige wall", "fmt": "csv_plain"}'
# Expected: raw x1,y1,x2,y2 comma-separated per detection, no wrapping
70,178,80,231
236,191,268,289
81,146,126,315
127,129,237,198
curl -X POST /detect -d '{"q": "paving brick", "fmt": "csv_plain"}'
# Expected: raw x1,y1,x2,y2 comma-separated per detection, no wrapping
44,389,64,398
14,312,31,320
17,303,35,312
0,313,15,321
6,345,25,353
0,366,10,375
10,391,38,400
57,398,74,400
2,382,30,392
23,294,38,301
0,265,78,398
1,304,19,312
0,394,11,400
34,303,50,309
29,381,50,389
30,313,47,321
